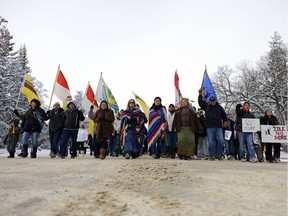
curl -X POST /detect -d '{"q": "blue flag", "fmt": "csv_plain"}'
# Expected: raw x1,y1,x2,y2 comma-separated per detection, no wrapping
201,70,218,103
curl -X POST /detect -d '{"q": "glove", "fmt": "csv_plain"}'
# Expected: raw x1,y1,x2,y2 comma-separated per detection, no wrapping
13,109,19,115
222,122,228,129
90,105,94,110
236,104,242,109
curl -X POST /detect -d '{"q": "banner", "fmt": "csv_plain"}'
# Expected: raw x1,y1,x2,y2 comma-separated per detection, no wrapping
261,125,288,143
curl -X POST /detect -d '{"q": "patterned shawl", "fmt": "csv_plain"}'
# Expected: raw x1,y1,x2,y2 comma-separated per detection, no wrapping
120,108,145,145
147,106,167,148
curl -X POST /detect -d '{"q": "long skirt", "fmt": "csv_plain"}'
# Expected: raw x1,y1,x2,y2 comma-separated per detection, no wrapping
177,127,195,157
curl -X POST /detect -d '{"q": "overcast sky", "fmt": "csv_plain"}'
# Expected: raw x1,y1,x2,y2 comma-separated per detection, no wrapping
2,0,287,110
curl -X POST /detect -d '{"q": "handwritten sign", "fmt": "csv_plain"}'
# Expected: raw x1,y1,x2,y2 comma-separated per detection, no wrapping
261,125,288,143
224,130,232,140
242,119,260,132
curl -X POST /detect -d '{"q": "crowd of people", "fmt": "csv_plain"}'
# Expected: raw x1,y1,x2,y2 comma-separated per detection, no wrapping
3,91,283,163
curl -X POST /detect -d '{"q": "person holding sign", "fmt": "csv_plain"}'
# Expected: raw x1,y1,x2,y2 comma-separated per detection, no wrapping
260,109,280,163
235,102,258,163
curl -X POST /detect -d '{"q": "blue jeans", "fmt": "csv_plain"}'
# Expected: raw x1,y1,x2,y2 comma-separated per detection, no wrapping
206,128,224,159
49,129,62,154
22,131,40,147
60,129,78,157
238,132,256,160
225,139,234,156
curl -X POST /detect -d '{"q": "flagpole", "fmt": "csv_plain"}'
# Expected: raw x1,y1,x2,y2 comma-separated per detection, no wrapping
15,72,27,109
48,64,60,110
201,65,207,86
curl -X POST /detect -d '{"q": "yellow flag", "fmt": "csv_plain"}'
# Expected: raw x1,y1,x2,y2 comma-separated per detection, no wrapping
21,74,41,104
133,91,149,119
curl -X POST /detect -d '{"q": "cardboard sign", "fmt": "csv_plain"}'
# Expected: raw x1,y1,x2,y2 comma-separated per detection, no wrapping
261,125,288,143
242,119,260,132
224,130,232,140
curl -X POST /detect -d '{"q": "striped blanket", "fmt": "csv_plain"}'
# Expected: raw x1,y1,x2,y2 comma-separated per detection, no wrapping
120,108,145,146
147,106,168,148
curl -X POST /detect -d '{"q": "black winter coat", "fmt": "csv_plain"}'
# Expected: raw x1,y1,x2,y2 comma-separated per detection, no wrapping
205,104,227,128
63,108,85,129
47,107,64,130
21,107,47,132
235,107,255,132
260,115,279,125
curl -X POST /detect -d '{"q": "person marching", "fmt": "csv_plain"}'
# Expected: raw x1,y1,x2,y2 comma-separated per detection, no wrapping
260,109,281,163
90,100,115,160
172,98,201,160
235,102,258,162
120,99,146,159
59,101,85,159
166,104,177,158
14,98,47,158
46,101,64,158
4,119,21,158
147,97,168,159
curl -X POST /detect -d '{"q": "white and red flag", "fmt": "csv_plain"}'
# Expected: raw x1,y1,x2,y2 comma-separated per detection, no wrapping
81,82,98,113
174,70,182,109
49,65,72,109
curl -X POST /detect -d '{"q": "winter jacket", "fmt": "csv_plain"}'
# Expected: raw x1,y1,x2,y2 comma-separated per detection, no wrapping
235,107,255,132
93,108,115,139
63,108,85,130
260,115,279,125
172,106,201,133
47,107,64,131
198,115,207,136
205,104,227,128
77,128,89,142
20,107,47,132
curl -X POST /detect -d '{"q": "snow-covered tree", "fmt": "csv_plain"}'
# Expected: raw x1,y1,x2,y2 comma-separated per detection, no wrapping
0,17,49,147
212,32,287,124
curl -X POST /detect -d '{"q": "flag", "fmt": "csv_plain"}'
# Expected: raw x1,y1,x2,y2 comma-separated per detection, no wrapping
95,73,119,114
81,82,98,113
53,67,72,103
133,91,149,119
174,70,182,109
21,73,41,104
201,68,218,103
81,82,99,135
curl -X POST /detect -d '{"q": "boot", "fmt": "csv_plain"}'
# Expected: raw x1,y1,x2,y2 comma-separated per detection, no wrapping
31,147,37,158
7,151,15,158
99,148,106,160
18,145,28,158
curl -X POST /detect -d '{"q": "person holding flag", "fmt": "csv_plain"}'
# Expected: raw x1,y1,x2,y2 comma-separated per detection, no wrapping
59,101,85,159
14,99,47,158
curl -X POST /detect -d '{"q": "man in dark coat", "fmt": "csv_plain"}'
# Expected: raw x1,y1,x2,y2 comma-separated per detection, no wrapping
58,101,85,158
46,101,64,158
